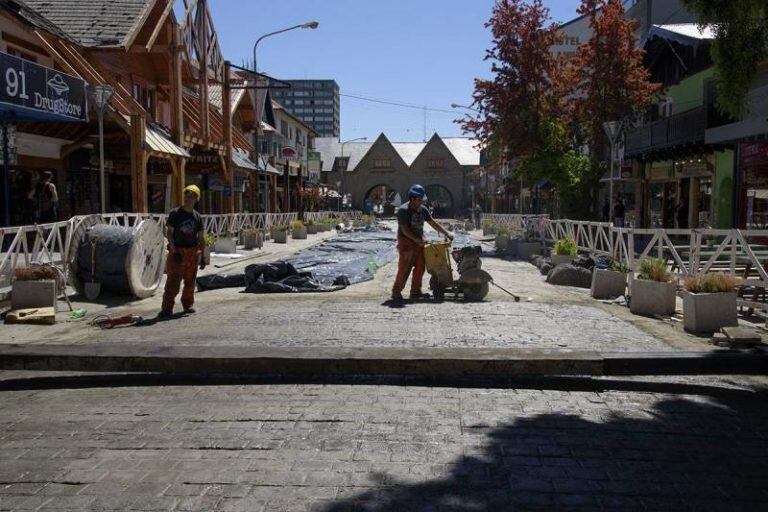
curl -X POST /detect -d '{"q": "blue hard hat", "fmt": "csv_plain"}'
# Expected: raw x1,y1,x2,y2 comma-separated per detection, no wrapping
408,184,427,200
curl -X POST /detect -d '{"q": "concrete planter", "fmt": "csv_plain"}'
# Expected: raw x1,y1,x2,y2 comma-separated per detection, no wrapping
243,231,263,250
505,238,520,256
306,224,319,235
11,279,57,312
590,269,628,300
483,227,495,236
272,230,288,244
683,291,738,333
213,238,237,254
551,254,573,266
292,227,307,240
495,234,510,251
516,241,541,260
629,277,677,316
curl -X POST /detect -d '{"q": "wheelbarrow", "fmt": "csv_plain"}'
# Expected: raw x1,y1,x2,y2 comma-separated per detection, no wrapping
424,241,493,302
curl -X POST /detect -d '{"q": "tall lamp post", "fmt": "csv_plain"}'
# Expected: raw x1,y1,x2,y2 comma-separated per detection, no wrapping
88,85,114,214
340,136,366,210
603,120,622,217
252,21,318,213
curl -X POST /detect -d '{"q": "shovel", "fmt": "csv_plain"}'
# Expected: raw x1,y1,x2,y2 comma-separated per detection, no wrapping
85,236,101,300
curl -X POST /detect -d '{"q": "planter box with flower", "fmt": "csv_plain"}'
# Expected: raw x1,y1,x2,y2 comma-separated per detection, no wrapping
213,233,237,254
291,220,307,240
591,260,629,300
629,258,677,316
272,225,288,244
242,229,263,250
495,226,511,252
481,220,495,236
306,221,319,235
682,273,738,333
551,238,577,266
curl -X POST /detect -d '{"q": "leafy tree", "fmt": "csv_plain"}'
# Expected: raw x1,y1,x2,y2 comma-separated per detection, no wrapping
567,0,660,148
460,0,561,156
683,0,768,117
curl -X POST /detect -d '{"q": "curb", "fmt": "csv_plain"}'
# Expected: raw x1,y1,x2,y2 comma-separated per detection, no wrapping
0,345,766,377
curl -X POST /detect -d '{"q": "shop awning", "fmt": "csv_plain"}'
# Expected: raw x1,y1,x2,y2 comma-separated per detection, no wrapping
145,125,190,158
232,149,257,171
256,156,282,176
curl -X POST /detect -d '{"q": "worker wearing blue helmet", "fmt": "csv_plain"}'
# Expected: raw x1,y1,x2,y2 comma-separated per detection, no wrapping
392,184,454,301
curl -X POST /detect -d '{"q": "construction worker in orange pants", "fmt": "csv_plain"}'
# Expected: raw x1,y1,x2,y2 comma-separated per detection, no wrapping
392,185,453,301
160,185,206,318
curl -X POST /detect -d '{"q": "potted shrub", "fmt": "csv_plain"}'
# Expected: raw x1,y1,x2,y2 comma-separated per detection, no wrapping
272,225,288,244
482,220,495,236
682,273,738,333
495,226,511,251
243,229,263,250
591,260,629,300
203,233,214,263
551,238,578,265
306,220,319,235
291,220,307,239
629,258,677,316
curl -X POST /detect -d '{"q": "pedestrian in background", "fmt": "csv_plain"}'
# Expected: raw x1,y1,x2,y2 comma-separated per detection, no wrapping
613,196,626,228
32,171,58,223
159,185,206,318
601,199,610,223
474,204,482,229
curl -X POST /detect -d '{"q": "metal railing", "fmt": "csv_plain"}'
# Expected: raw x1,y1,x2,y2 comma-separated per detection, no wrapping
0,211,358,289
484,214,768,311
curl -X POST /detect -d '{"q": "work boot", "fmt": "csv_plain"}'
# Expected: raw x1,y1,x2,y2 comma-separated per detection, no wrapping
184,307,196,315
158,310,173,319
391,292,404,302
409,292,431,301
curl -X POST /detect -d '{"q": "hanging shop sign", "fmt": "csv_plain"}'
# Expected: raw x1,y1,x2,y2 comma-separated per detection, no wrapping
0,52,87,122
646,161,674,180
676,157,714,178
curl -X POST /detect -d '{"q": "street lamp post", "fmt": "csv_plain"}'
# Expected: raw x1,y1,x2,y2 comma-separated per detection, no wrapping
252,21,318,214
603,120,622,221
88,84,114,214
340,136,367,210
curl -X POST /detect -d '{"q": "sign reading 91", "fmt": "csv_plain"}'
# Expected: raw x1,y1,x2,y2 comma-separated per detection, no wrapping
0,51,87,122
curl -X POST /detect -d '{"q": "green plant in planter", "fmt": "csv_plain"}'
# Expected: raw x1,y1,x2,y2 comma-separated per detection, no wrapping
481,219,494,229
275,225,289,232
290,220,305,230
554,238,578,256
684,273,738,293
203,233,215,247
638,258,672,283
495,226,511,236
610,260,630,273
305,220,315,226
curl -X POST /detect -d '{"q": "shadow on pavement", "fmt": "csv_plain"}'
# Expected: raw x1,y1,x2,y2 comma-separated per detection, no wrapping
319,386,768,511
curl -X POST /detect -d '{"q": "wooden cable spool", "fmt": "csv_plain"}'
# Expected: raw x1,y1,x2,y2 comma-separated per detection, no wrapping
67,216,166,299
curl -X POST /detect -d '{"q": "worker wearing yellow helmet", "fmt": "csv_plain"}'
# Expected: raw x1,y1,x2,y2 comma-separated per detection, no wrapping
159,184,206,318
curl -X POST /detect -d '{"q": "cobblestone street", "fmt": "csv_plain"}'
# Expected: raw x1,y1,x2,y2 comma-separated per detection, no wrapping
0,373,766,511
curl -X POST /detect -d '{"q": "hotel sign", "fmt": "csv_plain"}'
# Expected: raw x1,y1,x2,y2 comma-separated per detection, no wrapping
0,52,87,122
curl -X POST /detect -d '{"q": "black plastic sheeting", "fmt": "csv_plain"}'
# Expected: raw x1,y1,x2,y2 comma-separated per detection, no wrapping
196,225,476,294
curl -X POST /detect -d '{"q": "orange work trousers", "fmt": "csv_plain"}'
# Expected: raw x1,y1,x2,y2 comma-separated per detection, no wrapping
162,247,200,312
392,237,426,296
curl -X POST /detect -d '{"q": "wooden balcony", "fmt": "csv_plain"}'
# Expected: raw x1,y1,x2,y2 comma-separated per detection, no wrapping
625,106,727,157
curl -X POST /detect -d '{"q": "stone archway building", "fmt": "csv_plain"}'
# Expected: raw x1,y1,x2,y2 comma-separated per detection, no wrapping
315,133,481,215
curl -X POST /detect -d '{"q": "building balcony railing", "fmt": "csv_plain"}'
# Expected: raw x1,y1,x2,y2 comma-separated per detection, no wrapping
625,105,729,157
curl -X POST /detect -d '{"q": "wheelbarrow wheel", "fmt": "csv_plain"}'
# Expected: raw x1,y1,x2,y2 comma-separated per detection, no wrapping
430,276,446,302
463,282,489,302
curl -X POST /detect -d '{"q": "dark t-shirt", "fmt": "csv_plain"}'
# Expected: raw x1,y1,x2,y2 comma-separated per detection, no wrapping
167,207,203,248
397,202,433,240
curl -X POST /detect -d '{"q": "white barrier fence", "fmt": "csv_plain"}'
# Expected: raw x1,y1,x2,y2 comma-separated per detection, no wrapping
484,214,768,312
0,211,360,289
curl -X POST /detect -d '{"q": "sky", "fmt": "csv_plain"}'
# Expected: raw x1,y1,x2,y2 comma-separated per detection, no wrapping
191,0,583,142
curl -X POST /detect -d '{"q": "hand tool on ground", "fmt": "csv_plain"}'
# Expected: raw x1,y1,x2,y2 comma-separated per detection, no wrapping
489,280,521,302
84,236,101,300
90,314,143,329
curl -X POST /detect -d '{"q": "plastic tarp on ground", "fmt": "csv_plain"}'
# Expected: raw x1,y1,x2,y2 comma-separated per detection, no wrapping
196,226,399,293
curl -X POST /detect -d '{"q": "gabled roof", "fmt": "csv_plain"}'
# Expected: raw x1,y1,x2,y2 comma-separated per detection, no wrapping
391,142,425,166
646,24,715,45
314,137,374,172
20,0,155,48
441,137,481,166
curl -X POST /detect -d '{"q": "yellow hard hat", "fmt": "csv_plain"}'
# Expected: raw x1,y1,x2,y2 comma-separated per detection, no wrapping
183,184,201,200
